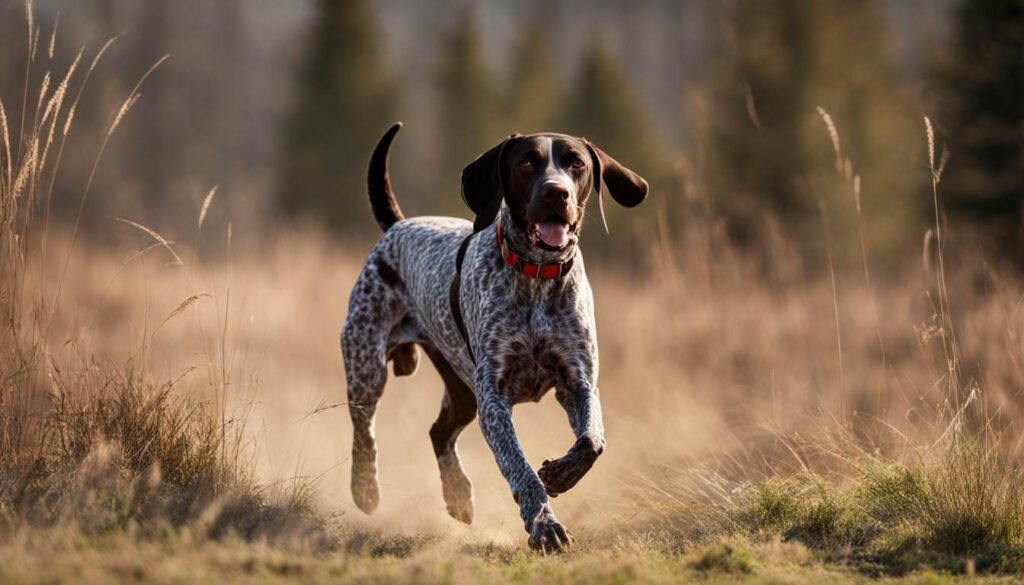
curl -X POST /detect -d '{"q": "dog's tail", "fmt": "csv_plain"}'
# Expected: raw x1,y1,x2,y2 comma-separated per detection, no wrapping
367,122,405,232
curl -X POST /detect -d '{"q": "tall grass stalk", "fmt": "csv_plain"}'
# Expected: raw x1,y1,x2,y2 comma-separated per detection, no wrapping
1,0,310,536
816,106,887,412
923,116,961,401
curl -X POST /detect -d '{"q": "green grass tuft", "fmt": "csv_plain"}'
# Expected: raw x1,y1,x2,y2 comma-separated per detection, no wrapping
690,542,756,575
725,434,1024,575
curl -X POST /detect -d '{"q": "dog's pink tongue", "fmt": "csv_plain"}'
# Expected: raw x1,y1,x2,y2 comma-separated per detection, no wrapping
537,221,571,248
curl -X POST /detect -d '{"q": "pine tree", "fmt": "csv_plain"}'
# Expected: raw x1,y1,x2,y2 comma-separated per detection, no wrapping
506,22,559,134
700,0,925,265
279,0,397,233
558,36,666,240
934,0,1024,259
433,7,503,213
560,37,662,175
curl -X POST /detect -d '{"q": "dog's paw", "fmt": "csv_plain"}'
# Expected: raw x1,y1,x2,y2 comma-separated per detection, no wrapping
438,453,474,524
351,472,380,515
528,509,572,553
445,495,474,524
538,455,588,497
538,437,602,497
441,472,474,524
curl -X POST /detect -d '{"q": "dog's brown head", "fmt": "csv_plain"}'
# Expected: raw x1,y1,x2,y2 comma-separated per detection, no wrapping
461,133,648,252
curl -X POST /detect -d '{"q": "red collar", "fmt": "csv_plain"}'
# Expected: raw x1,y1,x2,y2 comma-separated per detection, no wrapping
496,223,575,279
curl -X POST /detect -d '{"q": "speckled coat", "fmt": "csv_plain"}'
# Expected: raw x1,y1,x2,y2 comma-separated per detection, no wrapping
341,124,648,552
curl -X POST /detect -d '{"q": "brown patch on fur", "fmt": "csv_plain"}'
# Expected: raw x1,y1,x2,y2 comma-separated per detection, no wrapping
389,343,419,376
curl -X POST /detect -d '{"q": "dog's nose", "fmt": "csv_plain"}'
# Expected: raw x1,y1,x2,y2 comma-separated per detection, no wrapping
541,184,570,203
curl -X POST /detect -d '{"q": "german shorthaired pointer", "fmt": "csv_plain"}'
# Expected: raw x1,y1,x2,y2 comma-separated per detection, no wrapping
342,123,648,551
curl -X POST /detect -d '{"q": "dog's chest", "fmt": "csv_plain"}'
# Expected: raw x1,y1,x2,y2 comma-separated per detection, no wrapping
496,304,576,404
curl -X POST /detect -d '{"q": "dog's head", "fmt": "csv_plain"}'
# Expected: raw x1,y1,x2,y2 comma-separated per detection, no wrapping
461,133,648,252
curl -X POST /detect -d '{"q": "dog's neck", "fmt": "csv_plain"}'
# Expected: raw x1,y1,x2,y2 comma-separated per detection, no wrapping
496,207,578,267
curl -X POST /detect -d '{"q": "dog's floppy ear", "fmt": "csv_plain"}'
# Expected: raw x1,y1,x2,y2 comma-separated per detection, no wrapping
585,141,649,208
461,134,522,233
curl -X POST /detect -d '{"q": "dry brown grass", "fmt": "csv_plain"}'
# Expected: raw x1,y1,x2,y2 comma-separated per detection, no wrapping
0,3,321,544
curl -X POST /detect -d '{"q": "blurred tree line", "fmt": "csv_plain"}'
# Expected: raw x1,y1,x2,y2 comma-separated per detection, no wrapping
282,0,1023,265
1,0,1020,264
281,1,670,244
933,0,1024,260
697,0,925,267
0,0,273,239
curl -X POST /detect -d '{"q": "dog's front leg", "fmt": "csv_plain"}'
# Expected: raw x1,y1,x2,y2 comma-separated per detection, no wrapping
538,386,605,497
476,373,571,552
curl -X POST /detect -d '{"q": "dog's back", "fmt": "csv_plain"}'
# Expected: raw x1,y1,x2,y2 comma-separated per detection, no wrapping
362,216,473,360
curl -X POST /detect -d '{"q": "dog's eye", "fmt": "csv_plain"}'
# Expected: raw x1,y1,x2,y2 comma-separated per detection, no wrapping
570,158,585,169
519,159,533,169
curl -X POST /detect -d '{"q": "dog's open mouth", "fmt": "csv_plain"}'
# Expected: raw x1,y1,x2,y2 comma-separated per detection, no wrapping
530,217,578,251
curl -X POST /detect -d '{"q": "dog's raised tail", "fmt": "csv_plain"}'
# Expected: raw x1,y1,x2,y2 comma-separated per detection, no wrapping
367,122,405,231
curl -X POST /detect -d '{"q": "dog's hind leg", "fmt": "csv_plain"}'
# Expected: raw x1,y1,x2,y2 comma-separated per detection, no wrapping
341,267,402,515
423,346,477,524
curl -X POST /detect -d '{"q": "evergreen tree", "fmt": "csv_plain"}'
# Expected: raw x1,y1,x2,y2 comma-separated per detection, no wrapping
279,0,397,233
433,7,503,213
558,36,666,239
700,0,925,265
934,0,1024,260
506,22,559,134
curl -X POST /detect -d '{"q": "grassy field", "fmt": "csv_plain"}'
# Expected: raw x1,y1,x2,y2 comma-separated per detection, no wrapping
4,198,1024,584
3,7,1024,583
6,529,1024,584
